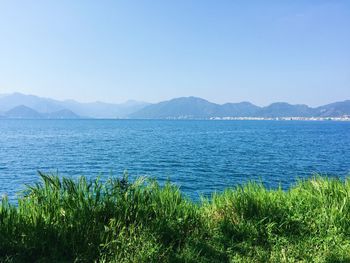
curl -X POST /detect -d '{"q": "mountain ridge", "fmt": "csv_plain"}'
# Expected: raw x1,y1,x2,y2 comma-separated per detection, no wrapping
1,93,350,119
3,105,81,119
129,97,350,119
0,93,150,118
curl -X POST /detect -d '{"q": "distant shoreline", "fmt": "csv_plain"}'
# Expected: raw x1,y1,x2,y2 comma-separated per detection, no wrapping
1,117,350,121
209,116,350,121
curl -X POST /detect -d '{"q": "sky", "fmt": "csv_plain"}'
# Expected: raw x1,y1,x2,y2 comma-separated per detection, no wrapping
0,1,349,106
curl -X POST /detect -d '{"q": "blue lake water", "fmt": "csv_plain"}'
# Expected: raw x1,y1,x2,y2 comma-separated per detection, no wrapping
0,119,350,201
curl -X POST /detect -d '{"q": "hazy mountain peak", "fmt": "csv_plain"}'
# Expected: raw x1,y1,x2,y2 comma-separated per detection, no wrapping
172,96,212,102
5,105,42,119
8,104,33,110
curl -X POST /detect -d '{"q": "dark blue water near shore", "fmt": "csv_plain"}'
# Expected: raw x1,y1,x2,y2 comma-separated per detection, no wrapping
0,119,349,201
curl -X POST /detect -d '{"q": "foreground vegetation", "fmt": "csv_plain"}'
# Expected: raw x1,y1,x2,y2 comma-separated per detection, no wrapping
1,173,350,262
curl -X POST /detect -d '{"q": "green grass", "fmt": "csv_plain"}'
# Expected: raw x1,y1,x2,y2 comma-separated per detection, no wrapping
1,172,350,262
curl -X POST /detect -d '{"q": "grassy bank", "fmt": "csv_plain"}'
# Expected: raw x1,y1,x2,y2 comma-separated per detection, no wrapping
1,173,350,262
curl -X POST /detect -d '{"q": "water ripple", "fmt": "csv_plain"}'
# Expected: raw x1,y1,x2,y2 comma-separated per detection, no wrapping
0,119,350,201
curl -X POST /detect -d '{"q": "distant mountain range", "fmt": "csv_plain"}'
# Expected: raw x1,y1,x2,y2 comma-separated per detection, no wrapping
0,93,349,119
129,97,350,119
2,105,81,119
0,93,150,119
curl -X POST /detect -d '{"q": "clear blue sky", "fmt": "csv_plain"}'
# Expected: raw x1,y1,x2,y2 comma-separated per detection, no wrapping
0,1,349,106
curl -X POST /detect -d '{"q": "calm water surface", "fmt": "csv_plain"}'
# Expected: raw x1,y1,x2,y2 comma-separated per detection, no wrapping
0,119,349,200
